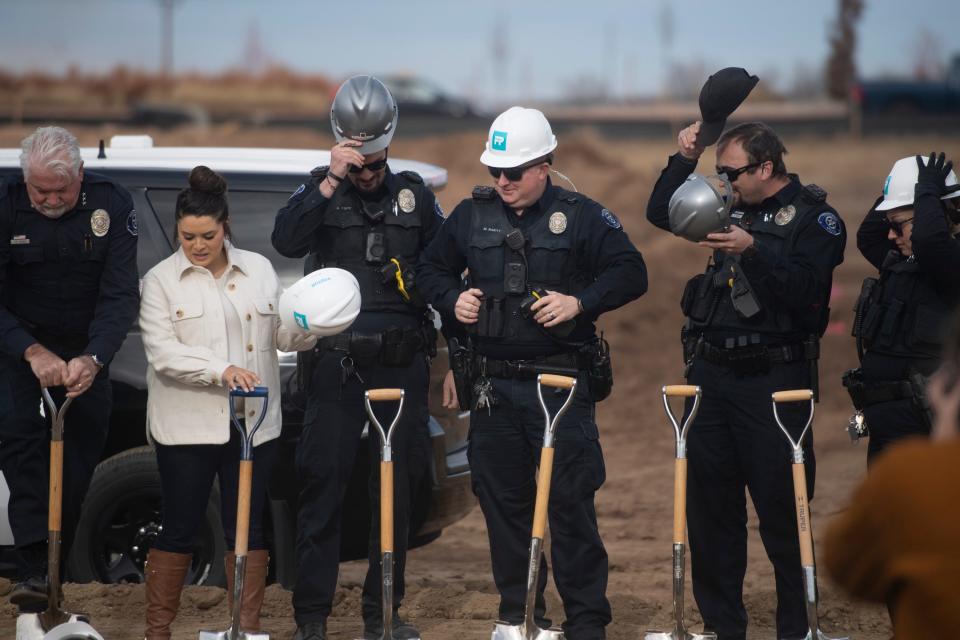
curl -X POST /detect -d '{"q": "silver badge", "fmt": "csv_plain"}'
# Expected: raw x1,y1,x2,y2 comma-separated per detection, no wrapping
90,209,110,237
548,211,567,234
775,205,796,226
397,188,416,213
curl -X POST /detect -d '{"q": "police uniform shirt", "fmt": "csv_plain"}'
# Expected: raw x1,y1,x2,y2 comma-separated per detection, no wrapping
647,152,846,341
417,179,648,357
0,171,139,361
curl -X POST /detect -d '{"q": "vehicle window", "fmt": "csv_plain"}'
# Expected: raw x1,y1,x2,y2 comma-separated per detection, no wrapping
145,189,306,286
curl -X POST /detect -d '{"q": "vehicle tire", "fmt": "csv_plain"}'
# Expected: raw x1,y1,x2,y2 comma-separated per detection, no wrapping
66,445,226,586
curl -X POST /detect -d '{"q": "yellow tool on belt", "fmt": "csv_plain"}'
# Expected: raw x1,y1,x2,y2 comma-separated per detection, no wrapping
390,258,411,302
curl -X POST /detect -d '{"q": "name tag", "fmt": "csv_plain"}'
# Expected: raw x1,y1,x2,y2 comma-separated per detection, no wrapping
10,235,29,245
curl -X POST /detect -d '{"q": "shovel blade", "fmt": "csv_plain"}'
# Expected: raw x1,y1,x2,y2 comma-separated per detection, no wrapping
644,632,717,640
198,631,270,640
805,632,849,640
491,622,564,640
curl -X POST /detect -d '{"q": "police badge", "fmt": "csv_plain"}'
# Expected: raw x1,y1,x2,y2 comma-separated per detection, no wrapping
397,188,416,213
90,209,110,237
775,205,796,226
548,211,567,234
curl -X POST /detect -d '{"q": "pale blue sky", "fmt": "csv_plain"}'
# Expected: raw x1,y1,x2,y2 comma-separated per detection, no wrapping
2,0,958,102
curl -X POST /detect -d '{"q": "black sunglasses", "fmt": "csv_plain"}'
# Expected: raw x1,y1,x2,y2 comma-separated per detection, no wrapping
349,156,388,174
888,217,914,236
716,161,763,183
488,161,545,182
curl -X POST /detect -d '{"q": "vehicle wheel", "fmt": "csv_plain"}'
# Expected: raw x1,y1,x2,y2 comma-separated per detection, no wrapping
66,445,226,586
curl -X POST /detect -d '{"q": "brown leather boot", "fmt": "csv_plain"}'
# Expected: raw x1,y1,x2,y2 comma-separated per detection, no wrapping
225,549,270,632
144,549,191,640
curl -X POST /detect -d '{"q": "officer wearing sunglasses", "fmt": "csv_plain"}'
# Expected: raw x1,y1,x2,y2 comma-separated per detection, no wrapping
846,152,960,472
646,119,846,640
418,106,647,640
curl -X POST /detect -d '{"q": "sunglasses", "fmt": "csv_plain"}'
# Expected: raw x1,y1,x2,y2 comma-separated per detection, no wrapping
488,161,545,182
349,156,388,174
716,161,763,183
887,217,914,236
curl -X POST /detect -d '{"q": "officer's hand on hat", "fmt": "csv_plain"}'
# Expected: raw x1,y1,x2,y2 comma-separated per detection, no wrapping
329,140,366,179
699,226,755,256
916,152,960,197
222,365,261,392
678,121,706,161
530,291,580,327
64,355,99,398
455,288,484,324
24,344,68,388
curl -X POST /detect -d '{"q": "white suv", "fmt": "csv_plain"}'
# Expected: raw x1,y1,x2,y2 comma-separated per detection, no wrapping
0,136,473,588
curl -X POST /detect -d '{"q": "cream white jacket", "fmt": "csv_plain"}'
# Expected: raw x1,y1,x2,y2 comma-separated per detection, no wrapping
139,243,315,446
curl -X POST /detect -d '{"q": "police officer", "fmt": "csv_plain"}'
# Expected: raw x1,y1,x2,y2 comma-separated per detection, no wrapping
417,106,647,640
646,121,846,640
272,75,444,640
845,152,960,462
0,126,139,609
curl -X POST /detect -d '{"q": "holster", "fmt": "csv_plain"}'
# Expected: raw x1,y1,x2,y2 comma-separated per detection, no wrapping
448,337,475,411
581,335,613,402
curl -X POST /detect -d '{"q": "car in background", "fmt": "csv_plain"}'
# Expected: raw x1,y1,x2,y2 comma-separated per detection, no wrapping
380,75,475,119
0,135,474,588
852,54,960,114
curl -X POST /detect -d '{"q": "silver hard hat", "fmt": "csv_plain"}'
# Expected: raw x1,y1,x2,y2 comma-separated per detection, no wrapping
330,75,398,155
668,174,733,242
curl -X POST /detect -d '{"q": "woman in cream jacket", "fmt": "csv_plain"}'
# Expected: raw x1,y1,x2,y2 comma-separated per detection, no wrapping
138,166,315,640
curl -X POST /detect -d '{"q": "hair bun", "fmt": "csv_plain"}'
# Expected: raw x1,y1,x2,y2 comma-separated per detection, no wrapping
188,165,227,195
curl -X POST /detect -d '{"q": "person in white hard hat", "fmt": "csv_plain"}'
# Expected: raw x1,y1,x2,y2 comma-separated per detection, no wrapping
272,75,455,640
138,166,316,640
418,106,648,640
845,152,960,465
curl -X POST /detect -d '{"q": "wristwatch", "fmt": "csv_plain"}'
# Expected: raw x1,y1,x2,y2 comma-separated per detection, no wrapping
85,353,105,369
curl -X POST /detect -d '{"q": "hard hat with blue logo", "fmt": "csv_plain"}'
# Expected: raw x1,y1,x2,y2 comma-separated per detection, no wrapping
480,106,557,168
876,155,960,211
279,268,361,337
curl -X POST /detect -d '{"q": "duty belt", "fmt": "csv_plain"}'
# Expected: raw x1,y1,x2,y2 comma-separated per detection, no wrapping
316,327,426,365
843,376,915,408
479,351,581,379
696,340,813,373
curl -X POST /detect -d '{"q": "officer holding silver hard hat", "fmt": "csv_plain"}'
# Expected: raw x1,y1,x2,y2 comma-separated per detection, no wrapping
272,75,448,640
646,68,847,640
844,152,960,464
418,106,647,640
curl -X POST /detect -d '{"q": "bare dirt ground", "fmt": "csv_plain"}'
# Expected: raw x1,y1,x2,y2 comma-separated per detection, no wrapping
1,125,957,639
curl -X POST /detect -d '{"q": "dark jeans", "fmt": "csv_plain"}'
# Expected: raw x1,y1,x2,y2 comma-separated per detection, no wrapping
468,372,610,640
0,351,111,578
153,423,278,552
685,358,815,640
293,350,432,626
863,397,930,464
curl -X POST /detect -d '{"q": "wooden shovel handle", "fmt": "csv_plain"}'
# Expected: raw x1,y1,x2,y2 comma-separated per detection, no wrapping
532,448,555,538
772,389,814,403
673,458,687,544
381,461,394,553
48,441,63,532
234,460,253,556
664,385,699,398
792,463,815,565
368,388,403,402
539,374,575,389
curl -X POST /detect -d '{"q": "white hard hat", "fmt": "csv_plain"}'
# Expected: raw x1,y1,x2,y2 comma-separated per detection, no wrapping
480,106,558,168
279,268,361,337
876,155,960,211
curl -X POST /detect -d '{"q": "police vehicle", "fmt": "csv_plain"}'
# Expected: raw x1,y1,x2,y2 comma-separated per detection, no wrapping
0,135,474,588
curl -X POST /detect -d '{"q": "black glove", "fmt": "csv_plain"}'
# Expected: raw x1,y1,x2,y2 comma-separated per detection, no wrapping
915,152,960,198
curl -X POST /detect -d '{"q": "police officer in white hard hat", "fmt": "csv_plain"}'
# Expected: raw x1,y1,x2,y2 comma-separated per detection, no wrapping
272,75,452,640
845,152,960,466
418,106,648,640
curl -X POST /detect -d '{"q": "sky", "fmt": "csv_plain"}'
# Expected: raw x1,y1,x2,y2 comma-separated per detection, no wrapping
2,0,958,104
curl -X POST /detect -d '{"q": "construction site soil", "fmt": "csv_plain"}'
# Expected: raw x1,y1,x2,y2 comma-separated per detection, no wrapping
3,125,957,639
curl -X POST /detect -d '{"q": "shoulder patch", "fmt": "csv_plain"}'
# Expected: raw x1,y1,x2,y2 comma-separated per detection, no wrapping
817,211,842,237
398,170,424,185
803,183,827,203
290,183,306,200
126,209,138,237
434,200,445,219
309,165,329,178
472,185,496,201
600,208,621,229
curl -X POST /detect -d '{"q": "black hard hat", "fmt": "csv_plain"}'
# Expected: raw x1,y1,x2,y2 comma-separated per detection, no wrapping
698,67,759,147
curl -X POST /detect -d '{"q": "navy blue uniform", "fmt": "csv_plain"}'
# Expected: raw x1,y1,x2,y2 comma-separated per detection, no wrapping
0,170,139,584
647,153,846,640
851,189,960,462
272,167,444,629
417,180,646,640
